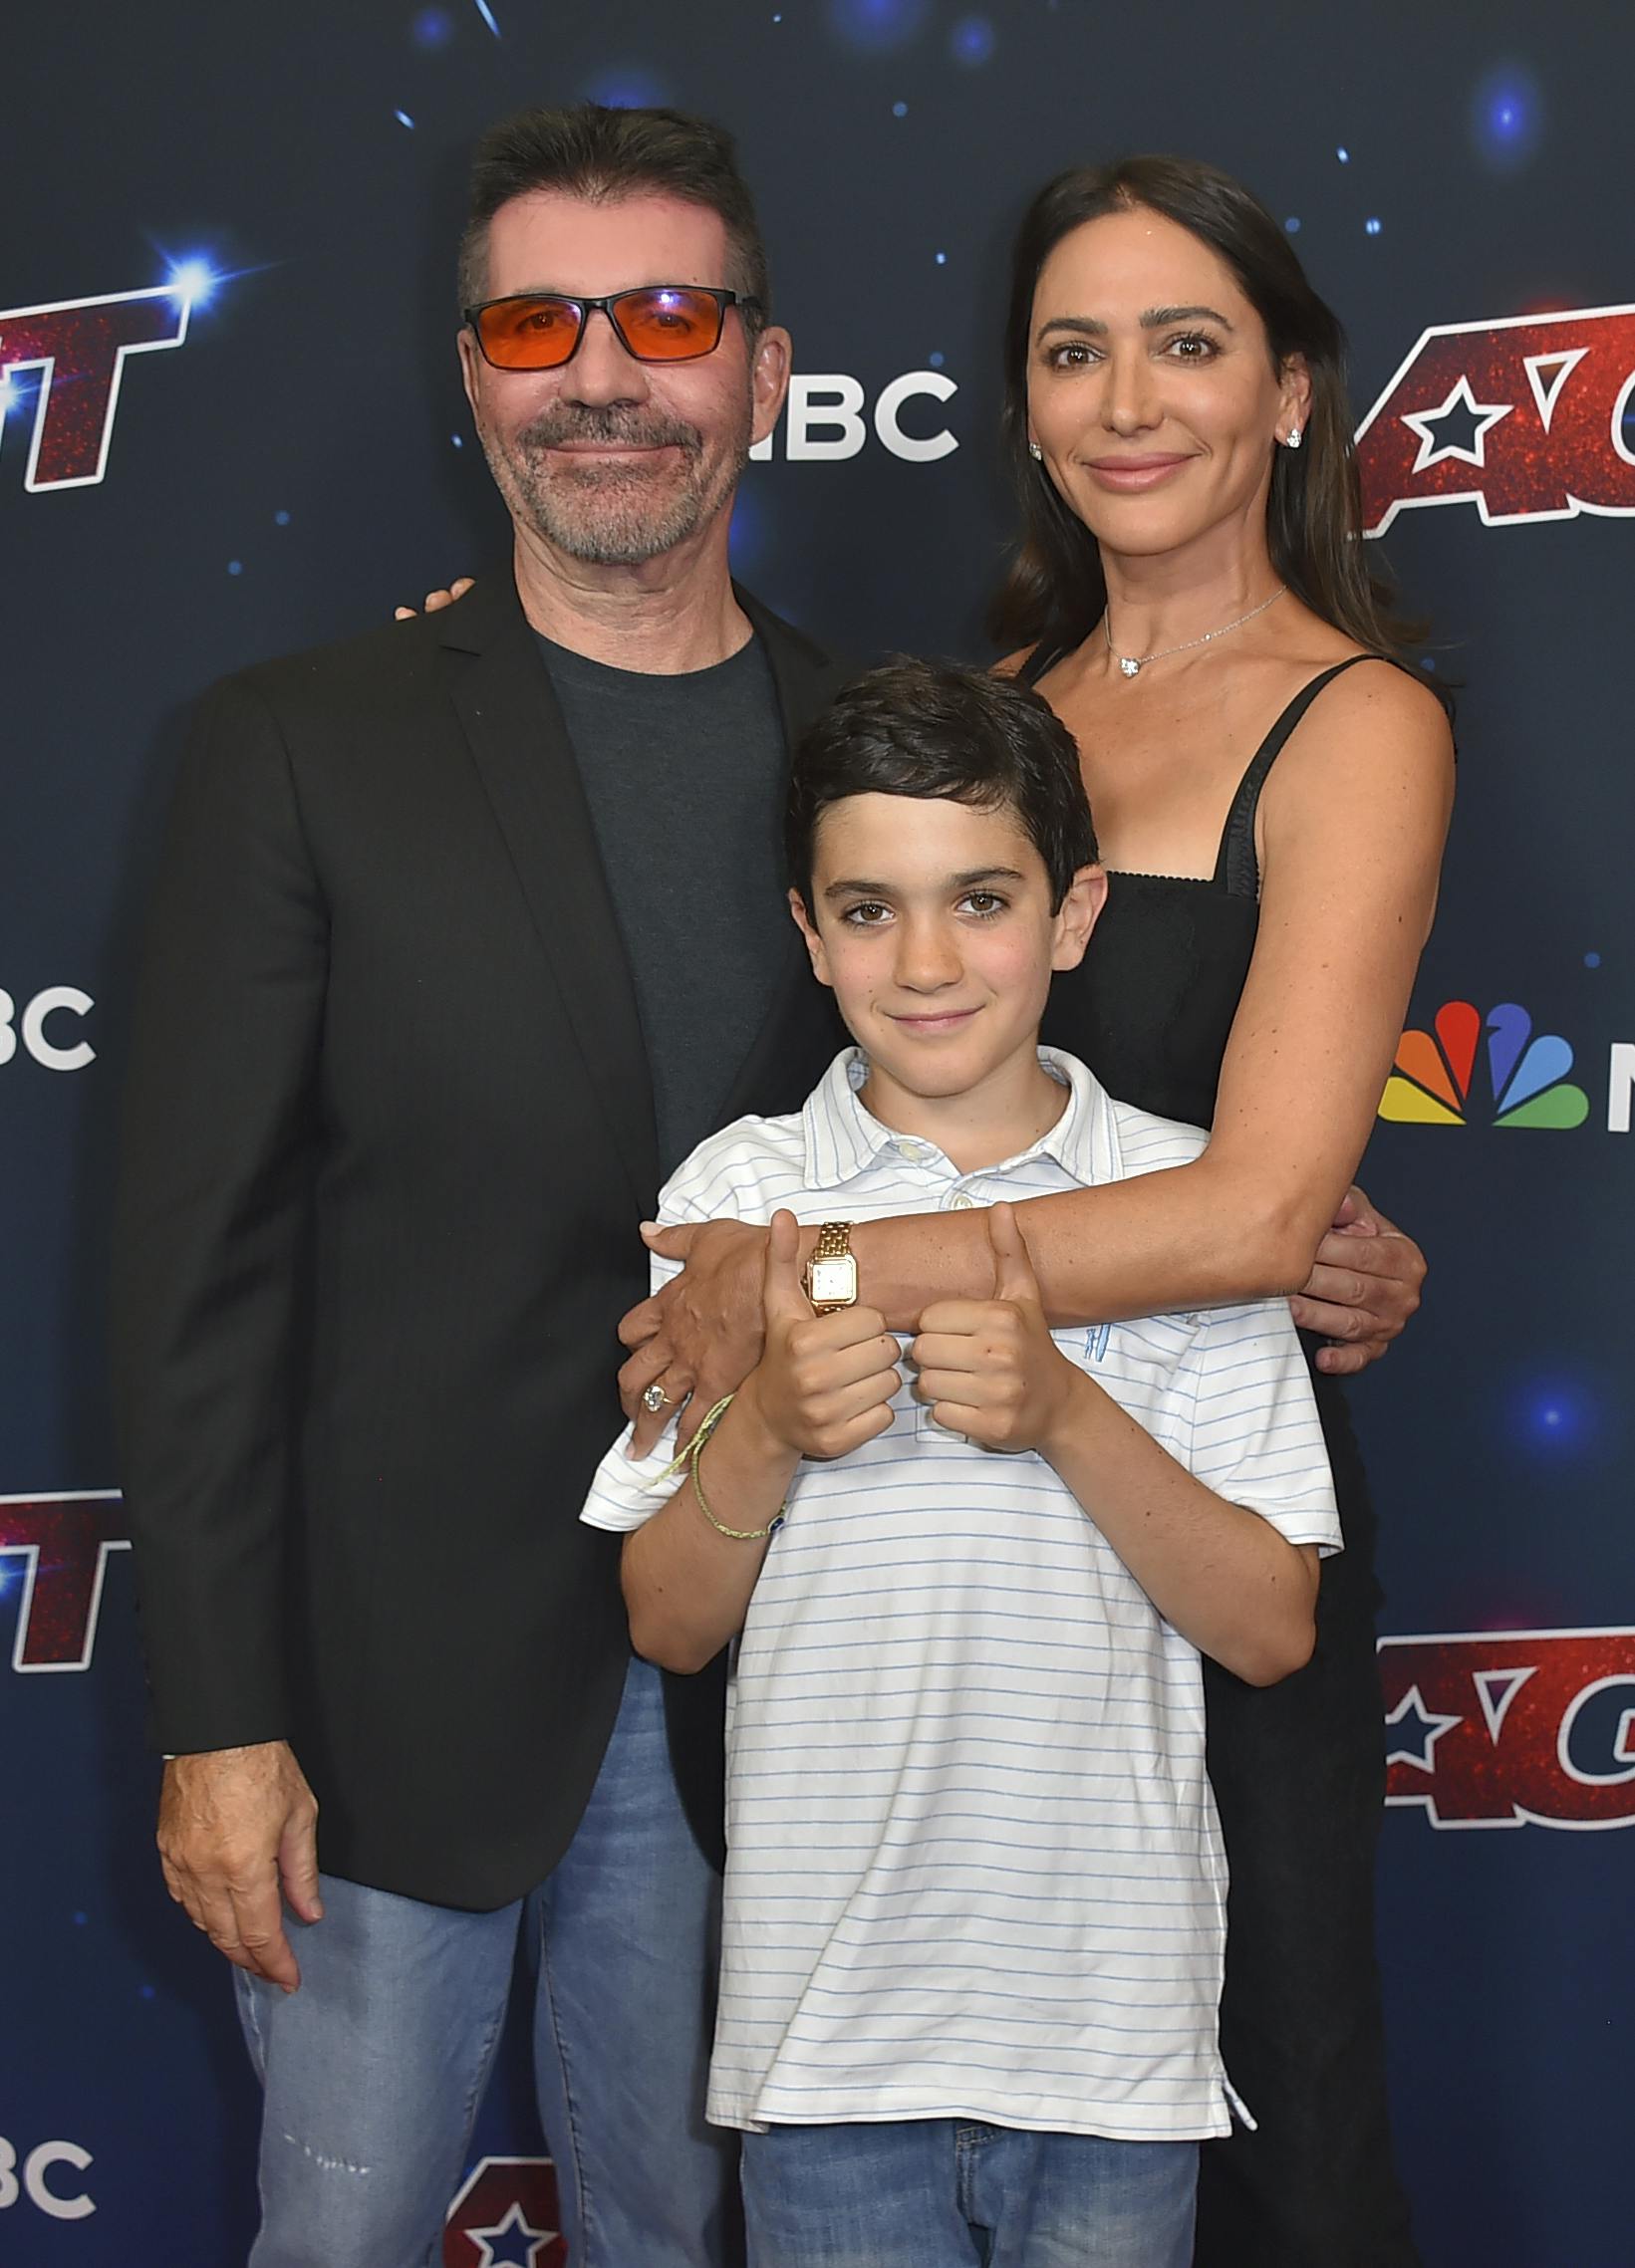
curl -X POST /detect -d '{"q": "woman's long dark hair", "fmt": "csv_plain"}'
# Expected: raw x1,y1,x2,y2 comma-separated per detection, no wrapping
991,155,1424,664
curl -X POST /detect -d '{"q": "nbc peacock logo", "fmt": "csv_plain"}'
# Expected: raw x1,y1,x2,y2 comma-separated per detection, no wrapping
1379,1000,1590,1128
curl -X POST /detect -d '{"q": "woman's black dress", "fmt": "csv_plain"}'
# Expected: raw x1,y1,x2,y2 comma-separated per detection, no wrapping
1029,655,1420,2268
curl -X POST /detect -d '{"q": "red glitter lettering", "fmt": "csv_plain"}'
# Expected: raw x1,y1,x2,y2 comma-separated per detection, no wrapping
1357,305,1635,535
0,288,189,490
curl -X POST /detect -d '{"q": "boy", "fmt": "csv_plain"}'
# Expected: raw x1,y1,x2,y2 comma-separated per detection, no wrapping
582,657,1339,2267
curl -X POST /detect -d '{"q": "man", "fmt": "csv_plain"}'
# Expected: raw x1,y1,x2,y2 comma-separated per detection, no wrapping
112,103,849,2268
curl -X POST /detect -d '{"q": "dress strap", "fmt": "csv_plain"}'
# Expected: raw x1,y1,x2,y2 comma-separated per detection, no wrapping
1013,641,1066,690
1212,655,1387,896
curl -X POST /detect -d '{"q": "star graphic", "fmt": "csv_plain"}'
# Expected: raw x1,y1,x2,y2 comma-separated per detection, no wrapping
468,2199,558,2268
1384,1684,1464,1773
1400,376,1514,473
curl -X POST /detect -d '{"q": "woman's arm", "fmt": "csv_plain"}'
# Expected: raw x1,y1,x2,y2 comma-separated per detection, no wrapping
624,663,1453,1447
874,662,1453,1313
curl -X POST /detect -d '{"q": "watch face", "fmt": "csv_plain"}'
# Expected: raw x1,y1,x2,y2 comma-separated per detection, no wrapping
808,1255,858,1306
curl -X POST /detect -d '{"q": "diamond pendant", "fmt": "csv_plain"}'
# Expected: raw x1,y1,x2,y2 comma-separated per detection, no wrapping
1119,656,1141,678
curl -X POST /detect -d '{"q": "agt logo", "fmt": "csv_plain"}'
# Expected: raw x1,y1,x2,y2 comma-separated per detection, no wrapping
444,2156,563,2267
1379,999,1635,1134
1382,1629,1635,1829
0,1494,128,1671
0,275,204,491
1356,302,1635,535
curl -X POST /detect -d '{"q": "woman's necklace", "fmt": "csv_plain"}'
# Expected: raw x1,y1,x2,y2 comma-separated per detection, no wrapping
1103,585,1285,679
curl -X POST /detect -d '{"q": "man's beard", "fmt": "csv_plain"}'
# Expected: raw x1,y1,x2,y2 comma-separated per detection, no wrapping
482,399,753,567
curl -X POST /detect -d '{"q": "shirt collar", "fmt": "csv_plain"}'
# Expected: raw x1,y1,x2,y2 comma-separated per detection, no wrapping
800,1046,1120,1191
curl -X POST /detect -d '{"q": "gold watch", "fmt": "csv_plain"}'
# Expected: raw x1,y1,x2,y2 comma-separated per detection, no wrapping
803,1221,859,1315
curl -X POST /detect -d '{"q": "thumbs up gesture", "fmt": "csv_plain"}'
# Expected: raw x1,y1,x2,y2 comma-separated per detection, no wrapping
739,1211,902,1463
909,1202,1078,1453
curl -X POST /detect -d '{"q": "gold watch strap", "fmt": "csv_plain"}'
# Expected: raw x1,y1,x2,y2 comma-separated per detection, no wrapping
806,1220,855,1315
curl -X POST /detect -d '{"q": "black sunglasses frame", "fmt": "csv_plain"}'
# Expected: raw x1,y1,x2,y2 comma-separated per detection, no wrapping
463,286,761,370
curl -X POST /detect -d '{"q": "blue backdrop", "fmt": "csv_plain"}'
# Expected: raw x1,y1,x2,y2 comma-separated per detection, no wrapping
3,3,1631,2261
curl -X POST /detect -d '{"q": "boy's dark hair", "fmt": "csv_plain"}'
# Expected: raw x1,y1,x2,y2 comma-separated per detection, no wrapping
459,103,770,334
786,657,1098,913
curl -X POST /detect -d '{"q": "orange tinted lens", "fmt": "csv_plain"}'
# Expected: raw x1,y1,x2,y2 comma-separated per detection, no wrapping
613,289,724,361
477,297,583,369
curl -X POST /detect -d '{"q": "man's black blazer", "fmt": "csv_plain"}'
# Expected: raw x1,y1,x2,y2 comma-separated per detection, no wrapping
111,572,851,1909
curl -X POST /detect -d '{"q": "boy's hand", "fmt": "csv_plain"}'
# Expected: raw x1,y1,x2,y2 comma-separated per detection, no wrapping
739,1211,900,1462
910,1203,1078,1454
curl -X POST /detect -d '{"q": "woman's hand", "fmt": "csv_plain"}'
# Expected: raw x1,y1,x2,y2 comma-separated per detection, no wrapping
619,1218,771,1452
393,577,475,621
1288,1183,1426,1376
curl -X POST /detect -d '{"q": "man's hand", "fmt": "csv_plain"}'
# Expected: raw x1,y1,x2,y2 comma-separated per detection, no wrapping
393,576,475,621
157,1740,322,1992
1289,1182,1427,1377
620,1217,770,1454
909,1203,1076,1452
738,1211,899,1461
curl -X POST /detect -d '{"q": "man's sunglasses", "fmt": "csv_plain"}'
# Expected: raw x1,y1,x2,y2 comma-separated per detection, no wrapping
463,286,760,372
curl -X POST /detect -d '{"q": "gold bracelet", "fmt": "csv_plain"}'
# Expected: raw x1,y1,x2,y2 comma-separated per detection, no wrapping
690,1424,786,1544
656,1391,736,1484
654,1390,785,1541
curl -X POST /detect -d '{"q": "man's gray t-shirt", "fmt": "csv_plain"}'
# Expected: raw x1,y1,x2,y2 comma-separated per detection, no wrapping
535,630,793,1176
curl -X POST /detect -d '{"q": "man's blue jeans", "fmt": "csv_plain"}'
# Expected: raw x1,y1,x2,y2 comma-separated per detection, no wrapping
740,2119,1198,2268
235,1654,736,2267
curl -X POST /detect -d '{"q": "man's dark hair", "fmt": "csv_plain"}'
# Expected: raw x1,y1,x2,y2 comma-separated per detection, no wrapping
786,657,1098,914
459,103,770,335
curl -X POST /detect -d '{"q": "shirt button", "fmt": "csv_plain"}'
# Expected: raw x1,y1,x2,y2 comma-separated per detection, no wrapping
951,1192,975,1209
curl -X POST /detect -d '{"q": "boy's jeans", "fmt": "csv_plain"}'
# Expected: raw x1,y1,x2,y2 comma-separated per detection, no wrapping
740,2118,1197,2268
234,1653,737,2268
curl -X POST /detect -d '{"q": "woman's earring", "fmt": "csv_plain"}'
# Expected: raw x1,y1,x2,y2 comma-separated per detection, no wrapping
1282,425,1303,451
1028,441,1043,460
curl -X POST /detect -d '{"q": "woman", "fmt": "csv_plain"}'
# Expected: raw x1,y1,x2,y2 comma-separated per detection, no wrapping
628,157,1452,2266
